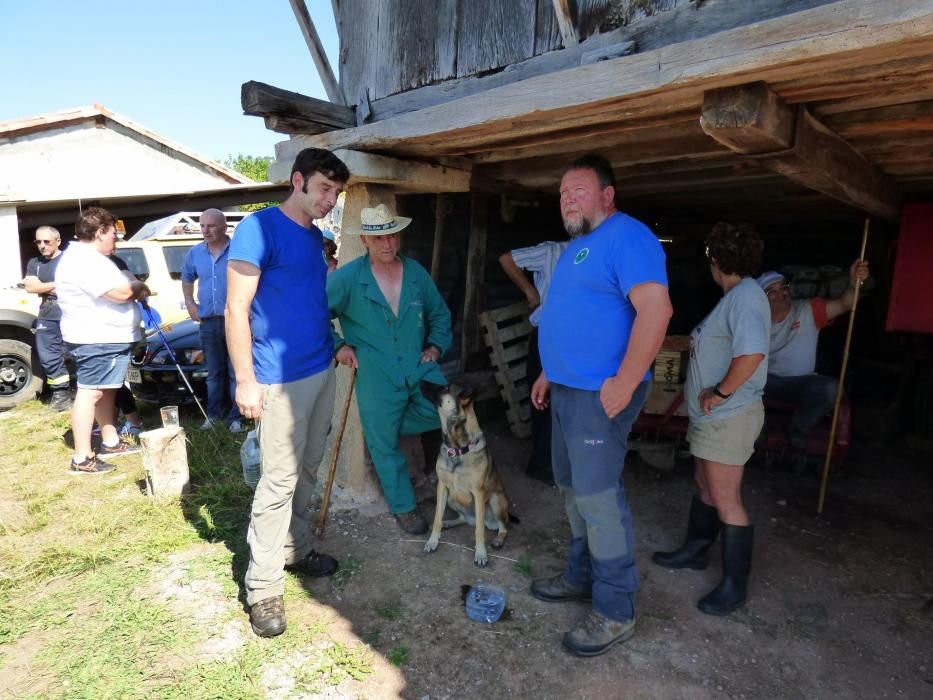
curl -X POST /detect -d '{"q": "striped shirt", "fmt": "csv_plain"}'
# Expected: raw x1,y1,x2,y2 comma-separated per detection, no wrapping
510,240,568,326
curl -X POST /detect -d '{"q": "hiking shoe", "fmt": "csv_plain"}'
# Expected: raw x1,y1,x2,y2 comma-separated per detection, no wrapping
200,417,216,430
98,440,142,458
228,419,247,434
562,610,636,657
69,454,116,475
119,421,144,440
285,550,339,578
530,573,592,603
395,510,428,535
249,595,286,638
49,392,73,413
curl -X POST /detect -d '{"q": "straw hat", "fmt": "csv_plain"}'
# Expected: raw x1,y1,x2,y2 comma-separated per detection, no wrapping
344,204,412,236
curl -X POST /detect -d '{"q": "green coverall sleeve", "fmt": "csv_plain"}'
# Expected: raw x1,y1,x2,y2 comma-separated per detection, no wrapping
326,266,350,351
421,270,453,356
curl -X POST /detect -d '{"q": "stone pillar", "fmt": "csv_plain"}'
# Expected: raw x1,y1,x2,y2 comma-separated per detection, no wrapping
317,183,398,514
0,207,21,288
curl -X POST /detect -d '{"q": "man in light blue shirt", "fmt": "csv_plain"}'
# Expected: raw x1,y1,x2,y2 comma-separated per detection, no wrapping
181,208,243,431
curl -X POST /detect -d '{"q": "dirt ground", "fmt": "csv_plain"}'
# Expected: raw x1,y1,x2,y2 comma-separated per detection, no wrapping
2,401,931,699
277,408,933,699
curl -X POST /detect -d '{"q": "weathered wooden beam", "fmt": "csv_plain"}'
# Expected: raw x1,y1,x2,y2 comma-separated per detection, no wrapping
242,81,355,132
278,0,933,159
263,116,330,136
755,108,901,219
700,81,795,154
288,0,344,104
268,148,471,193
362,32,634,124
551,0,578,47
354,0,834,123
700,81,901,219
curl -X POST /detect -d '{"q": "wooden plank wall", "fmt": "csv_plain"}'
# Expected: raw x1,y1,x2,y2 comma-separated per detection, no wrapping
337,0,663,105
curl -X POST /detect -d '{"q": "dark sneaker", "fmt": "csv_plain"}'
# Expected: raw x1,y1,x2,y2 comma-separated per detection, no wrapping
562,610,636,657
249,595,286,637
285,550,339,578
530,573,592,603
49,392,73,413
69,455,116,475
98,440,142,458
394,510,428,535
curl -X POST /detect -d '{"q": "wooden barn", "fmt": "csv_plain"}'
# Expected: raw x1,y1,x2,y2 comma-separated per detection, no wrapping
244,0,933,505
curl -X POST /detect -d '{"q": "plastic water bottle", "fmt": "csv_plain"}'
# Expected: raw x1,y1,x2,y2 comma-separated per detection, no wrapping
465,583,506,624
240,429,261,488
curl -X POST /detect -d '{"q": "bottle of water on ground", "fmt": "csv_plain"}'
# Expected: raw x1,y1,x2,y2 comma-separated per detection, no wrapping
240,429,261,488
465,582,506,624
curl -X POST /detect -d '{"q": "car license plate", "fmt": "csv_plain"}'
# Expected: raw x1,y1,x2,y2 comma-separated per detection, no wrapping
127,368,142,383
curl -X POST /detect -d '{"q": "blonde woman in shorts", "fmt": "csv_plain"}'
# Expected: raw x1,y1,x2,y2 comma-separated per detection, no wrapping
652,222,769,616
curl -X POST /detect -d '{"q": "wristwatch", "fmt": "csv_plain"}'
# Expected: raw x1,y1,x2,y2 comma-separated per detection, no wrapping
713,383,734,400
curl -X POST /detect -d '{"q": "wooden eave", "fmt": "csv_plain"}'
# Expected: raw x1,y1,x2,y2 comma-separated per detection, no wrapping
270,0,933,222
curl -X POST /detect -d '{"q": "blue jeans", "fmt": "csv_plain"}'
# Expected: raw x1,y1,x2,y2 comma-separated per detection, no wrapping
765,373,837,445
66,342,133,389
551,380,650,623
199,317,240,422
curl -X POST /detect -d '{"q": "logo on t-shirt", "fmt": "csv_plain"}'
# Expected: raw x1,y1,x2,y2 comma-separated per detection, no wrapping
574,248,590,264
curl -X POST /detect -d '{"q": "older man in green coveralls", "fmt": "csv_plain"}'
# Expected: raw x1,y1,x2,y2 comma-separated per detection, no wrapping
327,204,451,535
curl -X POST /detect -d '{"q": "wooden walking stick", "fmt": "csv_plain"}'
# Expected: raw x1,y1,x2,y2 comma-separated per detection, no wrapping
817,219,870,514
316,367,357,536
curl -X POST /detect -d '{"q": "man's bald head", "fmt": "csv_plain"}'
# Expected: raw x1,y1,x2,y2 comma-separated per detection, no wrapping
200,209,228,245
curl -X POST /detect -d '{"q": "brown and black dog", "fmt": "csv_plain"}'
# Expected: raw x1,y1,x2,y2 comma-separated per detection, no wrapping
420,381,512,567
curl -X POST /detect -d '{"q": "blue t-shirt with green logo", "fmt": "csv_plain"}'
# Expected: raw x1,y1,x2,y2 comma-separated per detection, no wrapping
539,212,668,390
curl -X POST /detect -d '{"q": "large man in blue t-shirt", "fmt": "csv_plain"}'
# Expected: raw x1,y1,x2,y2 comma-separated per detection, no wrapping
226,148,350,638
530,154,672,657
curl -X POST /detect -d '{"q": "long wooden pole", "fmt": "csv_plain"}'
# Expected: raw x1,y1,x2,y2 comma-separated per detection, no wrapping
817,219,870,514
316,368,356,536
288,0,344,105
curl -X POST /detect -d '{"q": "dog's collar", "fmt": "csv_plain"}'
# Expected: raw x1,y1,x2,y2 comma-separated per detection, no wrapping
443,436,485,458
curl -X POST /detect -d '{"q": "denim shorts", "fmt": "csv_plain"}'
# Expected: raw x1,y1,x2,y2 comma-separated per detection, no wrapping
66,342,134,390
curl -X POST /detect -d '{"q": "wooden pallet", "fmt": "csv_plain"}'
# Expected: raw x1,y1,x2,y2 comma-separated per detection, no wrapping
479,301,533,438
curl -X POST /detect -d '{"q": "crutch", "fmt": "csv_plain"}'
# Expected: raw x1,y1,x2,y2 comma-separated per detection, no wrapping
315,367,357,537
817,219,870,514
141,301,210,423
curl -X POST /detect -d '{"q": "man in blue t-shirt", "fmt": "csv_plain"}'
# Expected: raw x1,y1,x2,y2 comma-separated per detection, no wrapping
530,154,672,657
226,148,350,638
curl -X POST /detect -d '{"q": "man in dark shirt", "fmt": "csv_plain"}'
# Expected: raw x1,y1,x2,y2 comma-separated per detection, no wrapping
23,226,71,412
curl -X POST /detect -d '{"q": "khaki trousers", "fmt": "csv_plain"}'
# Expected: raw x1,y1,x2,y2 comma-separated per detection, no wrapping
245,367,335,606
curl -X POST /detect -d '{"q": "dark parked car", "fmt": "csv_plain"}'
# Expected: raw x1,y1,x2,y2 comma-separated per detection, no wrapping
128,318,207,405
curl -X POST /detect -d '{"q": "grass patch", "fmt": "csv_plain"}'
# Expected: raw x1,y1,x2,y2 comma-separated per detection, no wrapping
331,555,363,590
0,402,381,697
512,554,533,577
372,596,404,621
387,643,410,667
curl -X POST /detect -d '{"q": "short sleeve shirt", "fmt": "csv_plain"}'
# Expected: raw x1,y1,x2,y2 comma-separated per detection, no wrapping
685,277,770,422
181,240,231,318
55,243,141,344
767,298,830,377
228,207,333,385
510,240,568,326
539,212,668,390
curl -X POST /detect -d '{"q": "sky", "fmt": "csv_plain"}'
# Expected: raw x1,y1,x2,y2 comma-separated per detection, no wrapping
0,0,339,163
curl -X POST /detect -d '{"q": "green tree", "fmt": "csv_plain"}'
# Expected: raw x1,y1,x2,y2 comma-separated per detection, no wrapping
223,154,277,212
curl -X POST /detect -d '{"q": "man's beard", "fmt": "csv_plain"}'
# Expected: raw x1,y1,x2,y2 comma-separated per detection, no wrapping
562,215,592,238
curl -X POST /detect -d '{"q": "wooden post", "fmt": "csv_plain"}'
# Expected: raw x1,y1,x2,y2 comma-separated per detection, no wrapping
288,0,344,105
430,194,452,281
140,427,189,498
461,193,489,366
318,182,398,514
